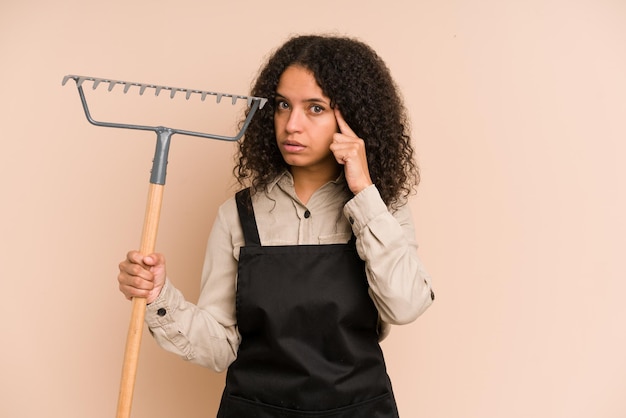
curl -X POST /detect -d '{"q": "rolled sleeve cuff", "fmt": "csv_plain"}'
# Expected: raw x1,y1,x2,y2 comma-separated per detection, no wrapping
343,185,388,234
145,279,178,328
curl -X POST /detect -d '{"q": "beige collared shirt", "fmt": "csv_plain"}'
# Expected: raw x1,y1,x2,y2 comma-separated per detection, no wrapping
145,171,434,372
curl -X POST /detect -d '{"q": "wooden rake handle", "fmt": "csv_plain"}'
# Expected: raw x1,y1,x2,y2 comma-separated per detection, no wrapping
116,183,164,418
116,130,171,418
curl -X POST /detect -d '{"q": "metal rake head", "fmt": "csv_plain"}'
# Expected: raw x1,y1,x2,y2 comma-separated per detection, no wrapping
62,74,267,142
63,74,268,185
62,75,268,108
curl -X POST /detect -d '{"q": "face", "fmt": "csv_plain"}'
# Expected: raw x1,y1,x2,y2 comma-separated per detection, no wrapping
274,65,339,177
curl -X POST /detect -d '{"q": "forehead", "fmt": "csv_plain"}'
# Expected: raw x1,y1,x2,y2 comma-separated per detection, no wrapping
276,65,328,101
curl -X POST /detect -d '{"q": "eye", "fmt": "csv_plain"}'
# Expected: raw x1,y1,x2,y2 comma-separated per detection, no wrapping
275,100,290,110
310,104,324,114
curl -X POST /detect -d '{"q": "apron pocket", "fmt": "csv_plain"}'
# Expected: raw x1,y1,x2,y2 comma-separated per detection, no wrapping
217,392,398,418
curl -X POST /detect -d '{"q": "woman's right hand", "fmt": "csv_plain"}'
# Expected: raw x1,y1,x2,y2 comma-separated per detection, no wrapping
118,251,167,304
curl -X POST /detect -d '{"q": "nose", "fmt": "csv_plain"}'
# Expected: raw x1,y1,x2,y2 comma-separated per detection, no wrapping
285,109,303,133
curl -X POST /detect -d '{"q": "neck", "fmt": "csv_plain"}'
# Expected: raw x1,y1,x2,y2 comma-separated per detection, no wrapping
290,165,341,205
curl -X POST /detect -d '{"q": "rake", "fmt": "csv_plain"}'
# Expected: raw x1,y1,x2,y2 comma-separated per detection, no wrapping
62,75,267,418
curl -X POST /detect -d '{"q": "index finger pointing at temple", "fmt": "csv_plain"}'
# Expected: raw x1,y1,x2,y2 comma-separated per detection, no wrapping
334,108,357,137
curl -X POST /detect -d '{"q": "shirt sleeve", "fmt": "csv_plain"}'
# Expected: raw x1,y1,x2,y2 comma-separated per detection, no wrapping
343,185,434,327
144,199,241,372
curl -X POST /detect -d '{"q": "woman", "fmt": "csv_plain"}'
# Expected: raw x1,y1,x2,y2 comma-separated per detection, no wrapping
118,34,434,417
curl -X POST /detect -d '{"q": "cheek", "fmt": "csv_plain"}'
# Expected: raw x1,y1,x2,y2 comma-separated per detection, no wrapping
321,119,339,141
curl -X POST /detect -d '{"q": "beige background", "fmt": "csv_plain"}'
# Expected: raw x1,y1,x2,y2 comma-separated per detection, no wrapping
1,0,625,417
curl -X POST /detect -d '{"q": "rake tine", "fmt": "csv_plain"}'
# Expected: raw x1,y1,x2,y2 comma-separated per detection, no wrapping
77,77,87,88
139,84,148,95
169,88,177,99
155,86,163,96
108,81,118,92
123,83,132,94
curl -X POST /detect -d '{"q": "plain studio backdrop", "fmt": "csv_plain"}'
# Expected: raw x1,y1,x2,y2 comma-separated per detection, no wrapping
1,1,625,417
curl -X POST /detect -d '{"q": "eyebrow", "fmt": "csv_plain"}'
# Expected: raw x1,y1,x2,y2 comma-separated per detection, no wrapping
275,92,330,105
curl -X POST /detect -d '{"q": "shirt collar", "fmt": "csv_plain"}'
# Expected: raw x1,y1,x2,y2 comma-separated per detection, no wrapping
267,170,346,193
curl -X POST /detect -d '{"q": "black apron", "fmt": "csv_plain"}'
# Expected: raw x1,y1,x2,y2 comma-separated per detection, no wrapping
217,189,399,417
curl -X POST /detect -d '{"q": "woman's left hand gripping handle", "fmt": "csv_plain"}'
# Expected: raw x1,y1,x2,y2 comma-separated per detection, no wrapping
118,251,167,304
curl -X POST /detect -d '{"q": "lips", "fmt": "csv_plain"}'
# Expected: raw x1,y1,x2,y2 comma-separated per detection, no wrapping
282,140,306,153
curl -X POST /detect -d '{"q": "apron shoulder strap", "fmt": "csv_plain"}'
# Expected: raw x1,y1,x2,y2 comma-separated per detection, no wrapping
235,188,261,247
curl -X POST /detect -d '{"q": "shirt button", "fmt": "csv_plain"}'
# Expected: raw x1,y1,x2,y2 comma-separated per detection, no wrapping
157,308,167,317
304,210,311,218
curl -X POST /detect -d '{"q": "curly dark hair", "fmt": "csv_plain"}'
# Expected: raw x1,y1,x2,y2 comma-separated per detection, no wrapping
235,34,419,208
